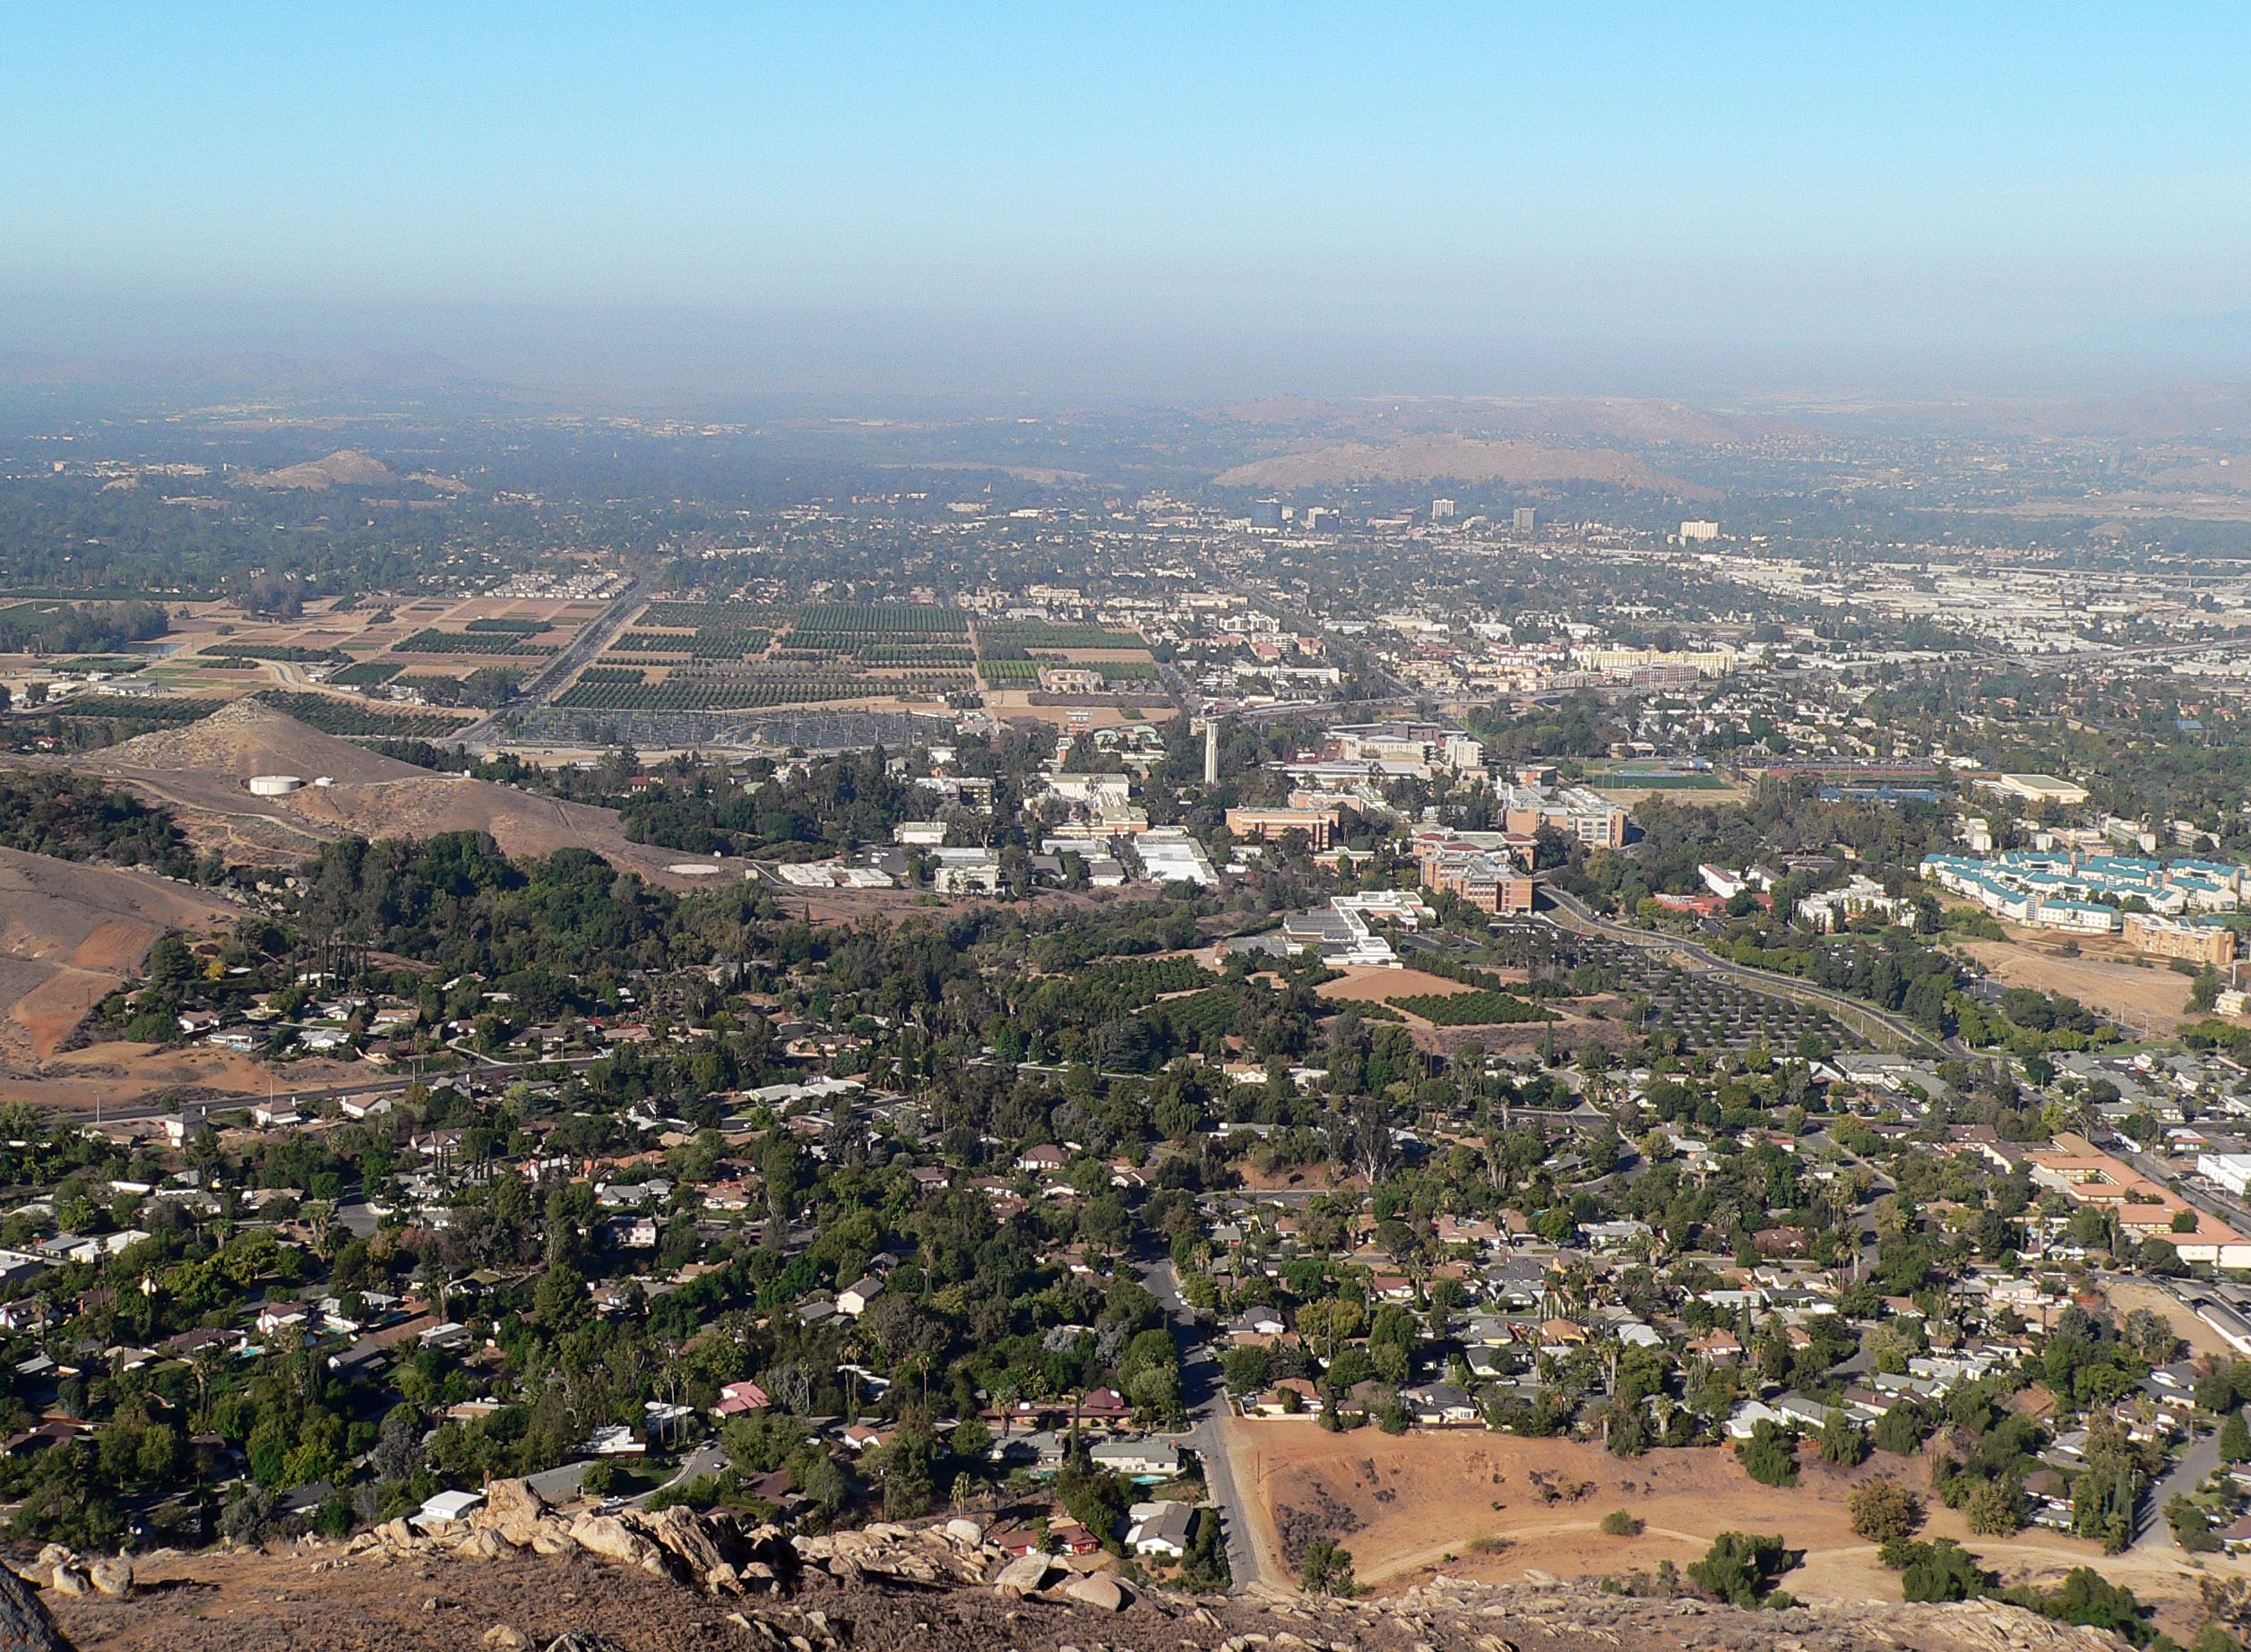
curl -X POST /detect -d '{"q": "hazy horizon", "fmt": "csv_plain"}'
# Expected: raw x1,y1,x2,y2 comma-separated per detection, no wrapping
8,6,2251,401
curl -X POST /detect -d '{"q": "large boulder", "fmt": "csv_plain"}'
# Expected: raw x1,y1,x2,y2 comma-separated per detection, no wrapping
474,1479,552,1548
640,1504,732,1588
84,1558,131,1600
992,1553,1054,1596
1063,1572,1127,1612
566,1514,658,1570
0,1564,70,1652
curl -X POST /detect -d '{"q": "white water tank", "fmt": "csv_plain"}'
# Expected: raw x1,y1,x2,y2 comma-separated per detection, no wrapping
246,774,303,796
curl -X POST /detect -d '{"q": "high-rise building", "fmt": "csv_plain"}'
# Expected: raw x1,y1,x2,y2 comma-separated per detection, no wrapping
1513,506,1538,531
1303,506,1337,530
1430,497,1457,521
1203,720,1218,786
1251,499,1284,530
1680,520,1721,542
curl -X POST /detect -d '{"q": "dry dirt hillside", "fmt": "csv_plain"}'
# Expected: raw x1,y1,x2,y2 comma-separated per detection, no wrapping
65,700,745,889
0,846,240,1063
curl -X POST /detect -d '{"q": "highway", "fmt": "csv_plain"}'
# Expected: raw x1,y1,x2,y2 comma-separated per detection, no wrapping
1536,882,1943,1054
457,571,663,751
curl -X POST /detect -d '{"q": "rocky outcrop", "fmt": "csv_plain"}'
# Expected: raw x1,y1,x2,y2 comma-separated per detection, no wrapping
347,1480,799,1598
795,1523,996,1588
0,1560,71,1652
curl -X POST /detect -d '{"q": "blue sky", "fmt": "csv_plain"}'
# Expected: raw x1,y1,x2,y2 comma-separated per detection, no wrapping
5,4,2250,392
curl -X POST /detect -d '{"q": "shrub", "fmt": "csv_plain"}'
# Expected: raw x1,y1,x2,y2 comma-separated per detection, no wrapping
1871,1400,1931,1456
1964,1477,2025,1536
1999,1569,2149,1644
1820,1410,1868,1467
1600,1510,1644,1536
1849,1477,1925,1544
1688,1531,1796,1607
1300,1537,1358,1596
1900,1538,1991,1604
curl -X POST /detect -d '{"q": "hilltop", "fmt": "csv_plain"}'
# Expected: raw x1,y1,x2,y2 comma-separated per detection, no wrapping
66,698,742,887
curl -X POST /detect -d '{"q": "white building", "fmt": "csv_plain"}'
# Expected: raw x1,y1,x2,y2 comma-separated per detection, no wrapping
2201,1154,2251,1197
1796,874,1910,933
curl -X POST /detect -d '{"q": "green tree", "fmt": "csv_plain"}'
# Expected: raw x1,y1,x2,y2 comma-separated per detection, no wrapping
1872,1400,1931,1457
1299,1537,1358,1596
1738,1420,1798,1487
1899,1539,1990,1603
1820,1409,1868,1467
1964,1477,2024,1536
2192,965,2223,1015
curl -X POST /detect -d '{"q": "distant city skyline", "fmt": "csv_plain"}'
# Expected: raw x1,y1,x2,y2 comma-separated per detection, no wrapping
6,4,2251,395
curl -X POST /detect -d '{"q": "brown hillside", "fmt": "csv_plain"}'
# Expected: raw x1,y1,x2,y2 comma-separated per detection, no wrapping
99,696,427,784
69,701,742,889
1212,435,1720,499
37,1529,2148,1652
0,845,240,1062
233,449,397,490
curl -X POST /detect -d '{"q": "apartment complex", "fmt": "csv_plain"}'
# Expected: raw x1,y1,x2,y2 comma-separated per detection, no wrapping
2125,911,2238,968
2019,1136,2251,1268
1922,849,2244,941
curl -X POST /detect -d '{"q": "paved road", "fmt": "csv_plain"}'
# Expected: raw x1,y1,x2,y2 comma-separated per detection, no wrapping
1537,884,1941,1054
458,571,662,751
1138,1255,1261,1592
633,1441,731,1509
2132,1417,2221,1552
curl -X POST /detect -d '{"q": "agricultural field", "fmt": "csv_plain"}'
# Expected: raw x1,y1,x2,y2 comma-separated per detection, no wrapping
392,629,557,656
254,690,478,737
611,627,772,657
790,602,968,636
552,669,964,711
975,620,1144,652
1389,988,1557,1025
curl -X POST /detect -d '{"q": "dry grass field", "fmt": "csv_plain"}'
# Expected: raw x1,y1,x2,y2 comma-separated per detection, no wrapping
1318,967,1481,1002
1953,936,2197,1031
1223,1420,2233,1613
0,1040,371,1114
